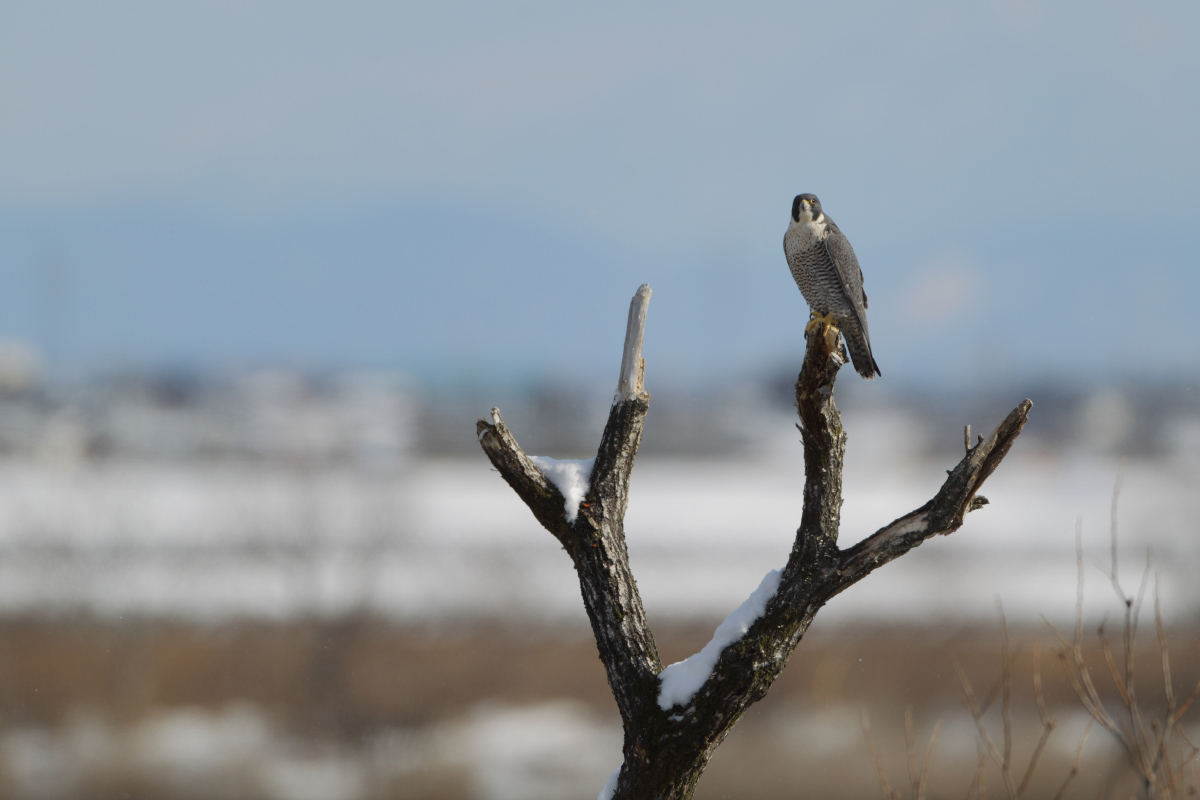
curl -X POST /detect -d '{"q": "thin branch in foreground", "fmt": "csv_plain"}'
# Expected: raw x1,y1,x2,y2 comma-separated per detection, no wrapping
1017,644,1056,798
1051,719,1092,800
862,709,940,800
963,746,988,800
863,711,901,800
1109,458,1127,601
954,610,1085,800
1045,469,1200,799
916,716,943,800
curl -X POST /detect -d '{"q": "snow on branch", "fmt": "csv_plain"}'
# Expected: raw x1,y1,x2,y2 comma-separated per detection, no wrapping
528,456,595,523
658,569,782,711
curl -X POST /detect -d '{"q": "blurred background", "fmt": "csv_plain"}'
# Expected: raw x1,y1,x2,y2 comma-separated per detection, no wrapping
1,2,1200,798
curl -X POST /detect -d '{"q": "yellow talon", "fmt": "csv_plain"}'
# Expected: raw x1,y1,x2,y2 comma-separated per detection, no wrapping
805,312,841,352
804,311,837,334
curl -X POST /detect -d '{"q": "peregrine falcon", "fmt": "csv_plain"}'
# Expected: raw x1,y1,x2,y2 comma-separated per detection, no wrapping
783,193,880,379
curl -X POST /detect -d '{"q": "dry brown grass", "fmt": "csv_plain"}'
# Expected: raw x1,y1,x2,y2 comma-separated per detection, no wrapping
0,617,1138,730
0,615,1196,799
858,470,1200,800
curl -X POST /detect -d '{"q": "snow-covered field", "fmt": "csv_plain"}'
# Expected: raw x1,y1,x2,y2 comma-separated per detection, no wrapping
0,700,625,800
0,409,1197,626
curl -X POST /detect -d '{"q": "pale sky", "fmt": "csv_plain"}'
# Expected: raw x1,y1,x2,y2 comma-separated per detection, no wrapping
1,1,1197,387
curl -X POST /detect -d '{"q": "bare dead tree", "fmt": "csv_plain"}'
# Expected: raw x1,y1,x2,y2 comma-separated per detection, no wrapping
476,285,1032,800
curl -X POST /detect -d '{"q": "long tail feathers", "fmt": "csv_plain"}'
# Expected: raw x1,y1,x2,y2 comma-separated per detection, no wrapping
844,327,880,380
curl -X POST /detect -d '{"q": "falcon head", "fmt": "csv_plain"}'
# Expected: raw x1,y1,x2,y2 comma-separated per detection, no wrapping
791,193,823,223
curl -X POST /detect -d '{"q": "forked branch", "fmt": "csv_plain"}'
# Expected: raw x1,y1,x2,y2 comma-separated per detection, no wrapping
477,285,1031,800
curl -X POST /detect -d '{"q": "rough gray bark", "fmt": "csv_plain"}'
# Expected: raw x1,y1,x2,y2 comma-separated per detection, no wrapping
476,286,1032,800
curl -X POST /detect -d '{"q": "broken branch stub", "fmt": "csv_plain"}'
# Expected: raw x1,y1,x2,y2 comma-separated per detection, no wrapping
617,283,652,402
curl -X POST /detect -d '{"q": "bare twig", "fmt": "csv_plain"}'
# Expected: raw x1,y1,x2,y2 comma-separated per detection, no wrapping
963,746,987,800
863,710,901,800
956,611,1079,800
1045,468,1200,799
1110,459,1127,600
864,708,940,800
905,706,920,796
1016,644,1056,798
1001,606,1013,778
1050,719,1092,800
917,719,943,800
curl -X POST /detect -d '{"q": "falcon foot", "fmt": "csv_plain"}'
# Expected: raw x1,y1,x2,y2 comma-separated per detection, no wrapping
805,312,841,352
